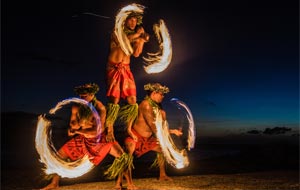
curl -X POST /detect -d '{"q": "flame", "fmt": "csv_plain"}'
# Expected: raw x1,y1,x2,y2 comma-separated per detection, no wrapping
154,108,189,169
143,19,172,74
114,3,145,56
35,97,101,178
114,4,172,74
170,98,196,150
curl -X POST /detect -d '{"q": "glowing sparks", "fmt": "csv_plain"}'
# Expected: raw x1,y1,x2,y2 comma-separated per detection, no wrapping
154,108,189,169
143,19,172,74
35,97,101,178
114,3,145,56
170,98,196,150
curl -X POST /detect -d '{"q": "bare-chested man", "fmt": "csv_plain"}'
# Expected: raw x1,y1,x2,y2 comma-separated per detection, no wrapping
121,83,183,183
105,11,149,144
40,83,134,190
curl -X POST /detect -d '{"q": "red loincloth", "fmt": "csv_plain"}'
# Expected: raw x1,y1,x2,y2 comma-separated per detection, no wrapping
106,61,136,99
61,133,118,165
125,129,160,158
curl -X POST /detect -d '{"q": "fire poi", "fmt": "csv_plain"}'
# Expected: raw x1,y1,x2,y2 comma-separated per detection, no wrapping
35,98,101,178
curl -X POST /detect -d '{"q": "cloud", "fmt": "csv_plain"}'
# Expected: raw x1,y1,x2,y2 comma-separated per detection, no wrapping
247,129,262,135
263,127,292,135
247,126,292,135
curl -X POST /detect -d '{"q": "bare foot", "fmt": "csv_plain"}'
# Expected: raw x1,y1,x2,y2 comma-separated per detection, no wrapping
159,175,173,181
40,183,59,190
114,184,122,190
127,184,138,190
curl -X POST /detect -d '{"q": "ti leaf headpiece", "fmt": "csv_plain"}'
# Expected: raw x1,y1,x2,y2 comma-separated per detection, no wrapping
74,83,99,95
144,83,170,94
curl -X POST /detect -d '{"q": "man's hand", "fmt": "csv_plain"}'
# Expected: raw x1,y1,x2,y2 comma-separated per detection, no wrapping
79,119,93,129
169,129,183,136
136,26,145,36
106,131,115,142
127,130,138,142
141,32,150,42
68,128,76,136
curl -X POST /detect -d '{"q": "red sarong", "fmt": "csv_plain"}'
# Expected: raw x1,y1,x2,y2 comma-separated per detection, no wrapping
106,61,136,99
61,133,118,165
125,129,159,158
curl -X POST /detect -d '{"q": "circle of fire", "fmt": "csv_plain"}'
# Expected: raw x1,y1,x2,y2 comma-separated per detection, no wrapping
35,97,101,178
154,98,196,169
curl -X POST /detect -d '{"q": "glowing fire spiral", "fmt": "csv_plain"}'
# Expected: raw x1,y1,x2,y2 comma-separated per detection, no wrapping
35,97,101,178
114,3,145,56
154,99,195,169
143,19,172,74
115,3,172,74
170,98,196,150
154,108,189,169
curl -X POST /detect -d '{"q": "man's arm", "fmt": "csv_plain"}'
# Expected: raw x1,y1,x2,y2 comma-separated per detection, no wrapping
73,117,99,138
95,101,106,130
69,106,81,133
161,109,183,136
69,106,99,138
110,32,119,49
169,129,183,136
126,26,144,42
127,26,149,57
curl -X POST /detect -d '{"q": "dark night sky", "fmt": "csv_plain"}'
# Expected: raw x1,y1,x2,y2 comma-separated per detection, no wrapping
2,0,299,136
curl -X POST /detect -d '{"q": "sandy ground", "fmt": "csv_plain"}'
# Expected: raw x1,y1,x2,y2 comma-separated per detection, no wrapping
40,171,299,190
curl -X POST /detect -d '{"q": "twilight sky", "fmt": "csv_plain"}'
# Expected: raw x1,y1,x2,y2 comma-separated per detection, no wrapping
2,0,299,136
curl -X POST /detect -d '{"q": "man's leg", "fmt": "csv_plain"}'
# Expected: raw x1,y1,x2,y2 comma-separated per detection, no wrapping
108,143,136,189
105,102,120,142
157,153,172,181
40,174,60,190
118,100,138,141
109,143,124,190
124,139,138,189
40,149,68,189
153,148,173,181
